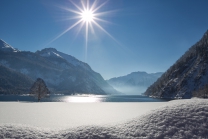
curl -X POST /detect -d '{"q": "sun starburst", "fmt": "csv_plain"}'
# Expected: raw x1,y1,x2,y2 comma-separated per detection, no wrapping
46,0,118,56
81,10,94,22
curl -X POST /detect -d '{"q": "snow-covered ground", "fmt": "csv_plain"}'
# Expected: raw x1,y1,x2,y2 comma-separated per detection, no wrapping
0,99,208,138
0,102,166,129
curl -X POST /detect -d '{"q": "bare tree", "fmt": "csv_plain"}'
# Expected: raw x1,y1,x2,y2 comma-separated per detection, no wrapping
30,78,50,101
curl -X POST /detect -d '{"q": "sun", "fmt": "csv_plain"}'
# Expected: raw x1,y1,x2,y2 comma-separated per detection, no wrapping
46,0,118,56
81,10,94,22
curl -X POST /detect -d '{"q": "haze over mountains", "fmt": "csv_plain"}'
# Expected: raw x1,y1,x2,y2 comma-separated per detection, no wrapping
0,39,118,95
144,30,208,99
107,72,163,95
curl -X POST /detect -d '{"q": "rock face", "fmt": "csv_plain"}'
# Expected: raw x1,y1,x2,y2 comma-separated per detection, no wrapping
107,72,163,95
0,40,118,95
144,30,208,99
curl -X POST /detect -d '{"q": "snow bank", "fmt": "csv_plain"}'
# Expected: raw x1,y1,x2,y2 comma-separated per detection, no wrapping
0,99,208,138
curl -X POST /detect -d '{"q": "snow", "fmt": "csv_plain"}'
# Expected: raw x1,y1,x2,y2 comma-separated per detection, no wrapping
0,102,165,129
38,48,91,70
0,99,208,138
0,39,20,52
50,49,92,71
39,51,63,59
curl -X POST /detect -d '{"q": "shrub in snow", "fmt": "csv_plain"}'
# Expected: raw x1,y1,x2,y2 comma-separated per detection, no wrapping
30,78,50,101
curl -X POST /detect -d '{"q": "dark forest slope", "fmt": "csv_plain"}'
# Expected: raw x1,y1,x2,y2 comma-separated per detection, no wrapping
144,30,208,98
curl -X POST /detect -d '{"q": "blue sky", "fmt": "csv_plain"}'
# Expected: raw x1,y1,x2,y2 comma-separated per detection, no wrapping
1,0,208,79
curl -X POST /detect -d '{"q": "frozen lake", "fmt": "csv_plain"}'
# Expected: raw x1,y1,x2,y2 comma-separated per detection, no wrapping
0,95,170,102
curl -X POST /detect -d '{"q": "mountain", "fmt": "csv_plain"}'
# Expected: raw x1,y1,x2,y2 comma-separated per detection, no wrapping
0,40,118,95
0,39,20,52
0,65,33,94
107,71,163,95
36,48,91,71
144,30,208,99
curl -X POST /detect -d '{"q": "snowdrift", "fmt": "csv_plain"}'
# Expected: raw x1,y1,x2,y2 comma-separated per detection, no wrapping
0,99,208,139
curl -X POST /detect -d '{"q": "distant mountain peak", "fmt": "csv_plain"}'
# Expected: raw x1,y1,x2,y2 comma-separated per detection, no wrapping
205,29,208,35
131,71,147,74
41,48,58,52
202,29,208,41
36,47,92,70
107,71,163,95
36,48,63,58
0,39,20,52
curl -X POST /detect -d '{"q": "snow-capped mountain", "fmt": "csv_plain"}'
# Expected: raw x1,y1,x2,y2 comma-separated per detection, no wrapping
36,48,91,70
144,30,208,98
107,71,163,95
0,39,20,52
0,41,118,95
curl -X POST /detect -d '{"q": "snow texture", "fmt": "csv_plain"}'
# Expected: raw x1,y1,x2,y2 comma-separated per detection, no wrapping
0,99,208,139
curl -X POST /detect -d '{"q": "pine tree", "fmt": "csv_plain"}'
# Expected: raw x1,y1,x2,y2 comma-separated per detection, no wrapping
30,78,50,101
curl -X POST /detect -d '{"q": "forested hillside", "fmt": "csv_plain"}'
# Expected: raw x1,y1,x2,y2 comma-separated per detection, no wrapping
144,30,208,98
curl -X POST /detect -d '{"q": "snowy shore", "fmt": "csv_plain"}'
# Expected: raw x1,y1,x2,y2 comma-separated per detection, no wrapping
0,99,208,138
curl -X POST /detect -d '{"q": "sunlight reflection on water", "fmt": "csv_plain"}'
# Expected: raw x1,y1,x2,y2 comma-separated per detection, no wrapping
64,96,104,103
0,95,171,102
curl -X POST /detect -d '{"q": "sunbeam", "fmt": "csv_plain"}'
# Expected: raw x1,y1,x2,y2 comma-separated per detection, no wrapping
45,0,121,61
45,19,83,47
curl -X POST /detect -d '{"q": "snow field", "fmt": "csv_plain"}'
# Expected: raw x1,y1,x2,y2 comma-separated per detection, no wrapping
0,99,208,138
0,102,166,129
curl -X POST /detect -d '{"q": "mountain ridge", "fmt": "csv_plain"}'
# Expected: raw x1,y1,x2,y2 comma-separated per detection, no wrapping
144,30,208,98
0,40,118,95
0,39,20,52
107,71,163,95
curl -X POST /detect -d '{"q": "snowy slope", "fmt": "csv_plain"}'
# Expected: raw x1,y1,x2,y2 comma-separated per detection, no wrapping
145,30,208,98
36,48,91,70
0,39,20,52
107,71,163,95
0,99,207,138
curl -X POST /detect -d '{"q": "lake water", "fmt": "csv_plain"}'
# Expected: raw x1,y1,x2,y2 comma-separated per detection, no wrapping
0,95,171,102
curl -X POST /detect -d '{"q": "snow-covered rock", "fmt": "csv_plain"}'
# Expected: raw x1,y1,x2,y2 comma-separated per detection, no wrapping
0,39,20,52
